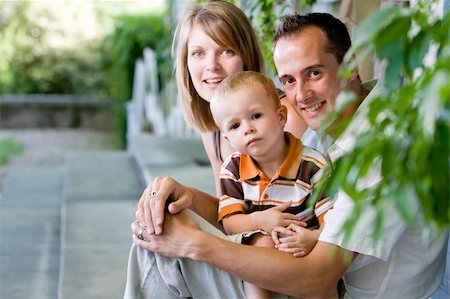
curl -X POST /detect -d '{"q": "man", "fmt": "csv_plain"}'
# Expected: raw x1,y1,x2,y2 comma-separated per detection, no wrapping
126,13,448,299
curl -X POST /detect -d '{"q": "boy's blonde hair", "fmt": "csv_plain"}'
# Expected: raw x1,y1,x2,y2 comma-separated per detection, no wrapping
211,71,280,114
173,0,264,132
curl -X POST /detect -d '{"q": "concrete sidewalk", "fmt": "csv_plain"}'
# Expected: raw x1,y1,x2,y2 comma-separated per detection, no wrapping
0,130,215,299
128,133,215,195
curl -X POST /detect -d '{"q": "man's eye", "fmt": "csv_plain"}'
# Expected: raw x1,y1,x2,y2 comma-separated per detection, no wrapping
252,113,262,120
309,70,321,78
282,78,295,85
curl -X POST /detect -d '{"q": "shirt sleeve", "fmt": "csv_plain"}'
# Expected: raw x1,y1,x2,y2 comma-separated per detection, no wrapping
217,156,247,223
319,167,419,261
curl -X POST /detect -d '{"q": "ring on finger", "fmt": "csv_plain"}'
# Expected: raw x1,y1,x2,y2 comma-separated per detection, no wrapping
137,227,145,240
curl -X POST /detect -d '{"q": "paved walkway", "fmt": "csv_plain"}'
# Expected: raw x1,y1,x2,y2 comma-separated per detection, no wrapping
0,129,213,299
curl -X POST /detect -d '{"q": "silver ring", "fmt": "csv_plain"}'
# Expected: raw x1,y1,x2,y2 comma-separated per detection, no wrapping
137,227,145,240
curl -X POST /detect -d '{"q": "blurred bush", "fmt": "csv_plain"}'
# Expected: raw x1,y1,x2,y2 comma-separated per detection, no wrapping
0,1,172,147
0,1,108,95
101,13,171,145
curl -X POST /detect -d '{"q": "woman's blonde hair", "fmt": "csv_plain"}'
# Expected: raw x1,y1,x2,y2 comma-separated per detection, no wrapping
173,0,264,132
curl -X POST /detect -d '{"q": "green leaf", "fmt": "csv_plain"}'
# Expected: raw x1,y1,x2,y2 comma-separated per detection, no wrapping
354,7,399,48
406,30,432,72
420,70,448,136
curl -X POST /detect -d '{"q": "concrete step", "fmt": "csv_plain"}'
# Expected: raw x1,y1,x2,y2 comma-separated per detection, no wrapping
128,133,215,195
0,167,64,299
58,151,143,299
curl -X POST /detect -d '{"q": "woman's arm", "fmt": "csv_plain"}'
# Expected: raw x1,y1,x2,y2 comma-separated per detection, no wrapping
201,132,223,198
137,132,225,235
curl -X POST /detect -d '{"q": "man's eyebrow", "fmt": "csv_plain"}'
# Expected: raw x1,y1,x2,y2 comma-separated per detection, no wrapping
278,64,326,82
278,74,289,82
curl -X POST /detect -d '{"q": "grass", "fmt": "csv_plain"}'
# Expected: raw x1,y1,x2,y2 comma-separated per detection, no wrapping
0,138,24,165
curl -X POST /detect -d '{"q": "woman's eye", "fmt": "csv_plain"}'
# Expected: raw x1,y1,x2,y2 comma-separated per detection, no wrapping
191,51,203,57
252,113,262,120
222,49,234,56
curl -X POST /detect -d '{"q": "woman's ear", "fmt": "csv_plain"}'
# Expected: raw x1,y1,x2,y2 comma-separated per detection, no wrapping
278,105,288,127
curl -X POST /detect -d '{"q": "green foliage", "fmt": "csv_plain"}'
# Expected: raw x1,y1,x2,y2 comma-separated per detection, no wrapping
0,1,108,94
5,45,108,94
101,13,171,146
327,2,450,236
0,138,24,165
245,0,297,73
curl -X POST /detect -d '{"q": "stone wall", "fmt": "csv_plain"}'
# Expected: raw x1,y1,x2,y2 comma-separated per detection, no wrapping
0,95,115,130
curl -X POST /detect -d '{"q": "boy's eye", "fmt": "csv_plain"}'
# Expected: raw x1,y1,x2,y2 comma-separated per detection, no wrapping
230,123,240,130
252,113,262,120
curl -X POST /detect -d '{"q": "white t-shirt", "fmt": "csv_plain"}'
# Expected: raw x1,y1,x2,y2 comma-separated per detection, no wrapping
319,81,449,298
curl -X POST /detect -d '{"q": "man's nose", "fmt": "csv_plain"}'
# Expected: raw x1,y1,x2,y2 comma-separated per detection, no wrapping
296,81,312,103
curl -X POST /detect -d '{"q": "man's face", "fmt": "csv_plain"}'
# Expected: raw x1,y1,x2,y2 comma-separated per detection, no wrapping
273,26,342,131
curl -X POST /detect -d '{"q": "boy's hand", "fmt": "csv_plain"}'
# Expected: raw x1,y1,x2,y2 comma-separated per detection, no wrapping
271,223,320,257
251,201,305,233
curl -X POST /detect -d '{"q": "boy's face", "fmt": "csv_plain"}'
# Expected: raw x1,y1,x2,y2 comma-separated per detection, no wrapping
213,86,287,159
273,26,342,131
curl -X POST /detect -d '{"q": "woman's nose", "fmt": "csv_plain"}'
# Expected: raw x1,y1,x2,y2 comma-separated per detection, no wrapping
206,54,221,71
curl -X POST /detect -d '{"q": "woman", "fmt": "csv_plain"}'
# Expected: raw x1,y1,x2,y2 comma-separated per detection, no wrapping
125,1,309,297
173,0,307,197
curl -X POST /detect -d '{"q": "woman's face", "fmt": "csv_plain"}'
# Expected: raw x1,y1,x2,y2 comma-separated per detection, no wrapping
187,25,245,102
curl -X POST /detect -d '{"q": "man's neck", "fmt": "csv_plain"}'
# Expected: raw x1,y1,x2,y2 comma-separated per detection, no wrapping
326,80,368,139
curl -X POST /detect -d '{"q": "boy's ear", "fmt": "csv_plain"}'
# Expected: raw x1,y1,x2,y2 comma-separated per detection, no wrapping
278,105,288,127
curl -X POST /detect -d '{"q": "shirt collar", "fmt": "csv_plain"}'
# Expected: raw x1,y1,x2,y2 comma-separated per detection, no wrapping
239,133,303,181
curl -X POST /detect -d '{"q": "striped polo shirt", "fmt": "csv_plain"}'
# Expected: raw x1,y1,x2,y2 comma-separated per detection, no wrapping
218,133,333,228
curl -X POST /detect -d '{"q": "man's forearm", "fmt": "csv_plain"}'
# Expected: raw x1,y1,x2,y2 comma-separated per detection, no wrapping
189,230,351,298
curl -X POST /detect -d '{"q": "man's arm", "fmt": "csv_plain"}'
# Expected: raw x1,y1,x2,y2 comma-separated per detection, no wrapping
135,212,355,298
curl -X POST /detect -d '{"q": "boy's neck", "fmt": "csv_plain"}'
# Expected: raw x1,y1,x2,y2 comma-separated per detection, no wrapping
253,134,290,180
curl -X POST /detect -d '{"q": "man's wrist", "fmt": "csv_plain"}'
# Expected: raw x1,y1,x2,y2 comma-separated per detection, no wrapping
188,230,222,262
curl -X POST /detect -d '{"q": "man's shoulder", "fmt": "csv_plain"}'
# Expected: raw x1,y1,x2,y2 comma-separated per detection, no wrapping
301,145,329,168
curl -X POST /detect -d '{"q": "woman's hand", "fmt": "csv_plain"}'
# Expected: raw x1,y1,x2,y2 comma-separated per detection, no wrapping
251,201,305,233
136,176,193,235
132,210,201,258
271,223,320,257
